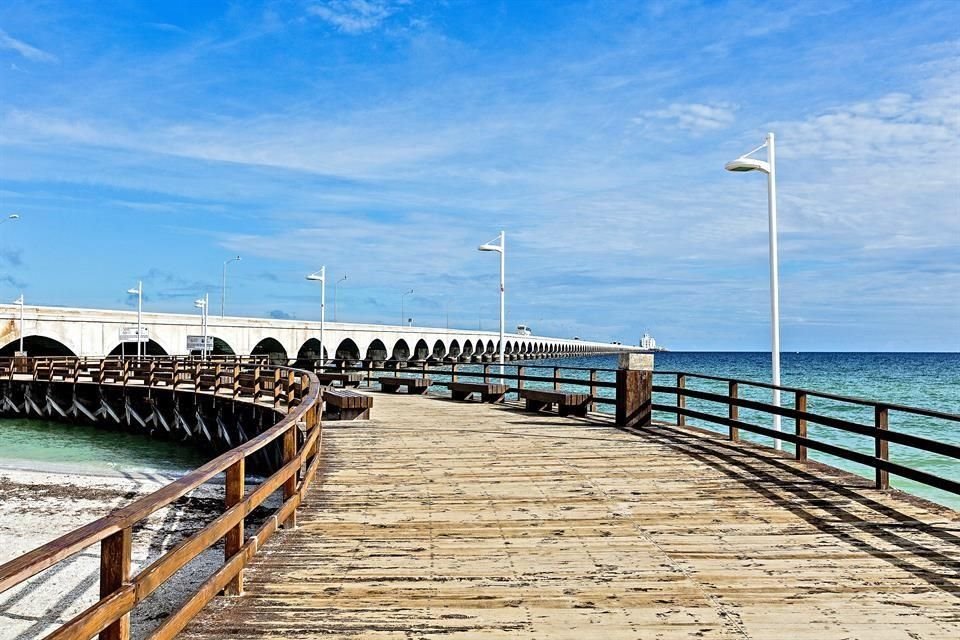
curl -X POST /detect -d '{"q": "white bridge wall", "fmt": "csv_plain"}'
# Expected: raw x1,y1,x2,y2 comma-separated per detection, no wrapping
0,305,637,359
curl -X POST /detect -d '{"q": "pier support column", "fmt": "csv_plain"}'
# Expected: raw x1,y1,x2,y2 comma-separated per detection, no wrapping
616,353,653,429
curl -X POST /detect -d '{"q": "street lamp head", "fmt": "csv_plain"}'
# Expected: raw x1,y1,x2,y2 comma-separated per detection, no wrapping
478,243,502,253
725,157,770,174
13,295,23,305
126,288,139,295
194,298,206,309
306,267,325,282
7,214,19,220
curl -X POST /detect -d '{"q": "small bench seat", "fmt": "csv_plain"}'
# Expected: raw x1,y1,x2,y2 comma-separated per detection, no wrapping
324,388,373,420
378,376,432,395
449,381,508,404
316,372,364,388
519,388,590,417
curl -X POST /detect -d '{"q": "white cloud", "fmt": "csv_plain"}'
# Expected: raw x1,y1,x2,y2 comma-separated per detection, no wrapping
634,102,738,132
306,0,405,34
0,28,57,63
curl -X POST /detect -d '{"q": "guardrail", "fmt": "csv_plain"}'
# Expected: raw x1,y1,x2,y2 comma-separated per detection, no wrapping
305,358,959,500
0,357,323,640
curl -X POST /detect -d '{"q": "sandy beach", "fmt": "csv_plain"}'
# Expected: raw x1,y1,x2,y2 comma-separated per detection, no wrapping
0,462,275,640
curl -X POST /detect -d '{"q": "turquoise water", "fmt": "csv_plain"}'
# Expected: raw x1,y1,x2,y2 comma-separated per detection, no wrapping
0,418,208,475
436,352,960,510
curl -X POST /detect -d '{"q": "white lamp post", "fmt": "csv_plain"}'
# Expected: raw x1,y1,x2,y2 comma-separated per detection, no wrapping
400,289,413,327
194,295,209,359
306,267,326,366
126,281,143,359
725,132,782,450
478,231,506,365
13,294,24,354
334,275,347,322
221,256,241,318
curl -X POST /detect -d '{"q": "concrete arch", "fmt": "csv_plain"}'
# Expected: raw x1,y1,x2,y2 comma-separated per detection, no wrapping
485,340,495,354
0,335,77,357
430,339,446,361
365,339,388,362
462,340,474,357
448,339,461,358
391,339,411,361
296,338,328,365
250,337,287,364
107,339,168,357
413,339,430,361
211,337,235,356
505,340,514,355
334,338,361,362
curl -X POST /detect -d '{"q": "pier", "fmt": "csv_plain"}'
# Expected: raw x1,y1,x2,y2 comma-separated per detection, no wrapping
0,357,957,639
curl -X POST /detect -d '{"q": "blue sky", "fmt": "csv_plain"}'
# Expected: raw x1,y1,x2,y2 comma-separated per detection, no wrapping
0,0,957,350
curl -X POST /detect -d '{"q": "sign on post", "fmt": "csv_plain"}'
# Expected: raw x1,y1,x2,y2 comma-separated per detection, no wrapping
119,327,149,343
187,335,214,351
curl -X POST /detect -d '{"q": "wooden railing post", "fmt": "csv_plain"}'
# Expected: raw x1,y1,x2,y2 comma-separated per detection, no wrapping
224,457,245,595
517,366,525,391
450,362,458,383
795,392,808,462
282,427,297,529
875,405,889,490
483,364,490,384
553,367,560,391
728,381,739,441
99,527,132,640
589,369,598,412
615,354,653,428
677,374,686,427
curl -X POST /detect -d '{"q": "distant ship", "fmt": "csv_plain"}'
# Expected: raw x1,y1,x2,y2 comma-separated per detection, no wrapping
516,324,533,336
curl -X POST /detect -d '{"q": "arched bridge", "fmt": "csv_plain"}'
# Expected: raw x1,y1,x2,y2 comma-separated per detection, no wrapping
0,305,635,361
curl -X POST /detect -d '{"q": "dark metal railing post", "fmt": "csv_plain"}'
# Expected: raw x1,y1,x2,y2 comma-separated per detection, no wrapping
728,381,739,441
795,392,808,462
875,405,889,490
677,374,686,427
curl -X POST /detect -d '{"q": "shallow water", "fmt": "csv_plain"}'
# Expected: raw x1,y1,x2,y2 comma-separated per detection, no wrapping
0,418,208,475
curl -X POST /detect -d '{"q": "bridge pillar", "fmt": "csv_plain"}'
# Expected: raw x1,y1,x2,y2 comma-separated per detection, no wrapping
616,353,653,429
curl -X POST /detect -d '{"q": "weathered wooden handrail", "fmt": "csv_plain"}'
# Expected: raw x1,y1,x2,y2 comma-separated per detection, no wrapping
0,356,323,640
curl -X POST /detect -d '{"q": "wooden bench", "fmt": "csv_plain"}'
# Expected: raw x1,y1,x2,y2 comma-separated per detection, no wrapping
323,389,373,420
316,372,364,388
449,381,508,404
378,376,432,395
519,388,590,417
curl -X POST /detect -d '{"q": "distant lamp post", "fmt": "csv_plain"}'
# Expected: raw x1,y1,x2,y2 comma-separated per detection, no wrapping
400,289,413,327
478,231,505,365
126,281,143,359
221,255,241,318
13,294,24,354
194,295,209,359
333,274,347,322
306,267,326,365
725,131,782,450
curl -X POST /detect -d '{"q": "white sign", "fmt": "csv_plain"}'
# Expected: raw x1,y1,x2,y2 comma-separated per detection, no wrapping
187,335,214,351
119,326,149,343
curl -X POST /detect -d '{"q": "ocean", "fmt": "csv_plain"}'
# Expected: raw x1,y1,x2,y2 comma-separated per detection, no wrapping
0,352,956,508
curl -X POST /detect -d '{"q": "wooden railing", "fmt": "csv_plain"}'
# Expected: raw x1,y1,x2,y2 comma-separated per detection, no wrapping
0,357,323,640
650,370,960,495
309,358,960,499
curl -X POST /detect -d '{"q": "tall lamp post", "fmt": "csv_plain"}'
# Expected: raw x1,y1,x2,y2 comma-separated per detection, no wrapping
221,255,241,318
400,289,413,327
478,231,505,365
13,294,24,354
306,267,326,366
127,281,143,359
334,275,347,322
194,295,209,359
725,132,782,450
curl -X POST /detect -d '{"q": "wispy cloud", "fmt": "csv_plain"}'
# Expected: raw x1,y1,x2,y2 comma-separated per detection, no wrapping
0,28,57,62
306,0,405,34
634,102,738,133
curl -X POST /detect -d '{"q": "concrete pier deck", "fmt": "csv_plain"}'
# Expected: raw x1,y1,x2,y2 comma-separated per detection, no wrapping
182,393,960,639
